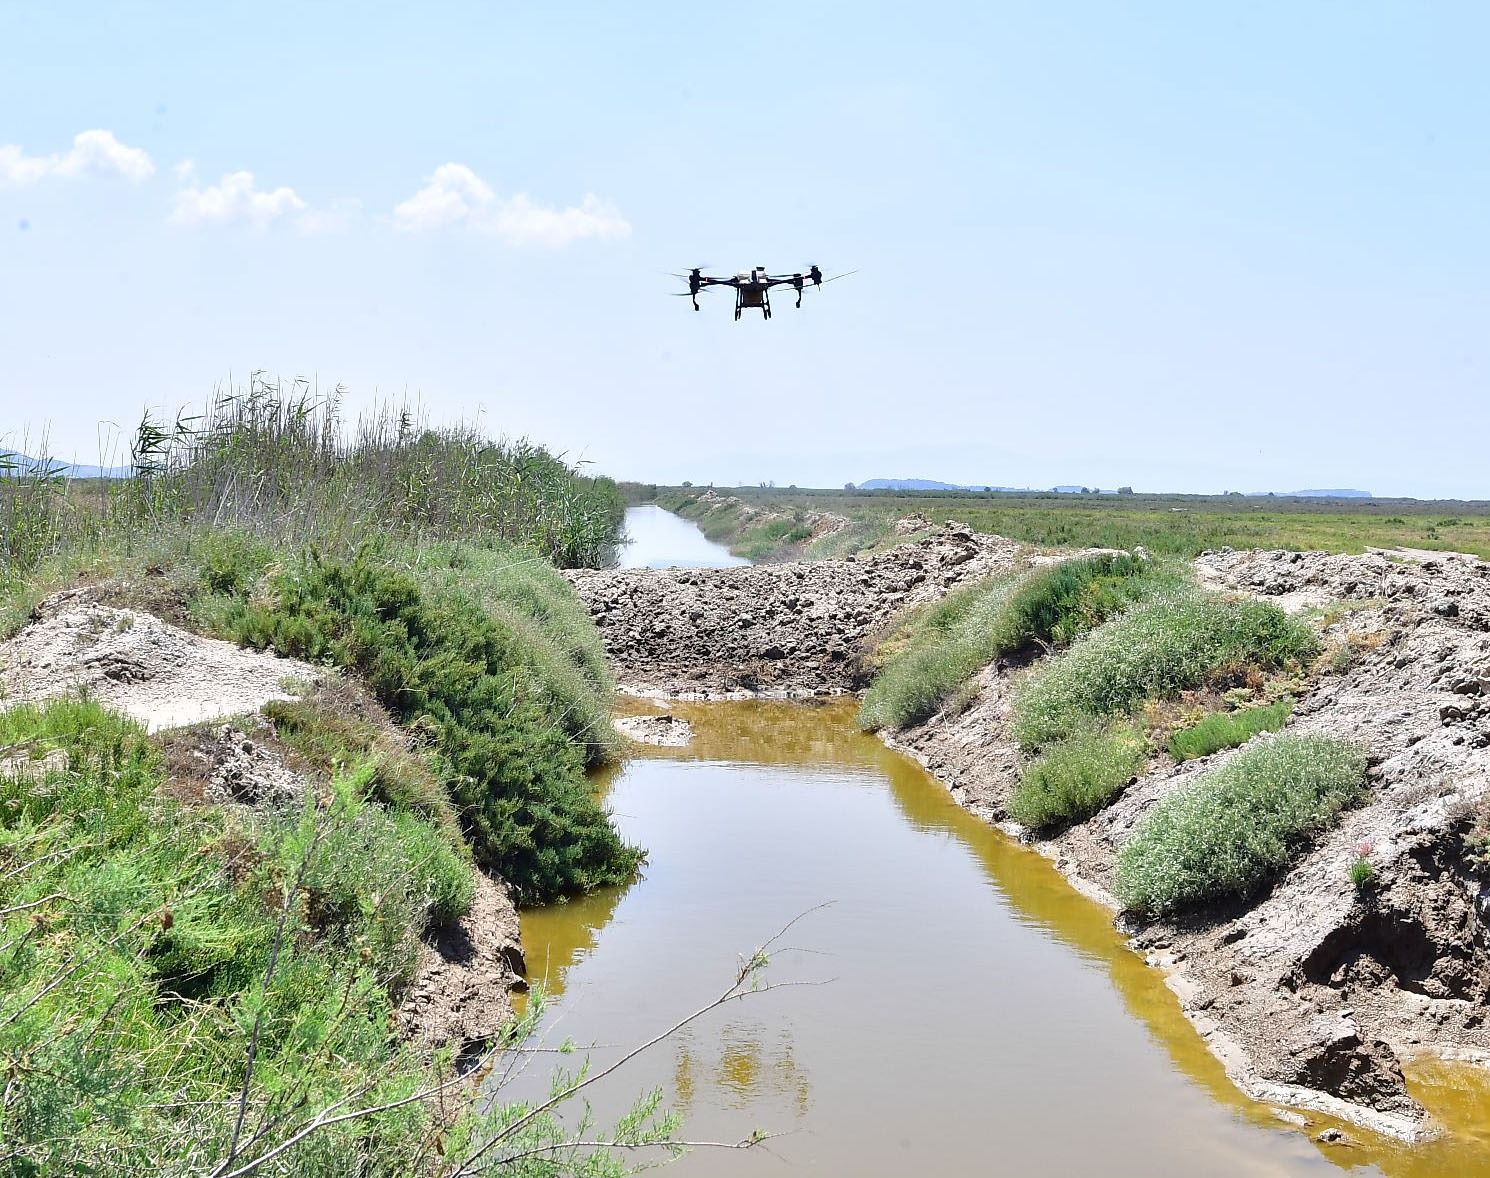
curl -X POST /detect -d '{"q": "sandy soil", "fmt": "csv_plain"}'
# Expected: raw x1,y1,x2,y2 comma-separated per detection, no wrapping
0,589,323,731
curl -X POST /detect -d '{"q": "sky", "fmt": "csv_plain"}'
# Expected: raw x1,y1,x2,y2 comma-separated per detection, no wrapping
2,2,1487,498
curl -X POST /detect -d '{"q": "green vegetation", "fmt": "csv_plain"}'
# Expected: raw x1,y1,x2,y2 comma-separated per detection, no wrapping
653,485,1490,562
214,550,641,902
1012,594,1318,750
263,689,464,841
0,386,680,1169
1350,857,1377,893
859,553,1175,731
0,699,686,1175
1,379,625,633
408,541,622,763
2,381,637,903
0,699,446,1172
1115,735,1367,914
1168,698,1294,762
1009,723,1146,830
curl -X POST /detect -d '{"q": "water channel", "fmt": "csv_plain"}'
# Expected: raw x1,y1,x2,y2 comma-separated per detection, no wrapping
510,507,1490,1176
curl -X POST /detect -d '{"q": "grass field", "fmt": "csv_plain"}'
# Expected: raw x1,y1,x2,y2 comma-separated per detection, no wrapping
656,486,1490,561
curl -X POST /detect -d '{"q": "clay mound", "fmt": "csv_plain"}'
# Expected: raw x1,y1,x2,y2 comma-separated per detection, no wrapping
0,592,324,732
571,522,1025,697
616,713,693,747
398,872,526,1060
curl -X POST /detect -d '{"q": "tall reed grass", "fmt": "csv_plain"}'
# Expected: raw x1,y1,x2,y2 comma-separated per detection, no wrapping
1,373,626,582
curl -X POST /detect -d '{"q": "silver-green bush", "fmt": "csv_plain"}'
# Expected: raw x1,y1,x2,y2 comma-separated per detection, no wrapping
1012,593,1318,750
1116,734,1367,914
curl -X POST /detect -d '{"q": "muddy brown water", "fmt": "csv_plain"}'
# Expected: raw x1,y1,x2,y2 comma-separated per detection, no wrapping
511,700,1490,1176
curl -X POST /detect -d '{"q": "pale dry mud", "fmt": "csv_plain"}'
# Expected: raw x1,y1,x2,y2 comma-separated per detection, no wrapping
0,588,323,731
567,522,1025,697
0,591,525,1060
582,536,1490,1139
613,712,694,746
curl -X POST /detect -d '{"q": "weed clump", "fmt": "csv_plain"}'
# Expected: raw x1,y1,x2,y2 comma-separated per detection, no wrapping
860,553,1172,731
1009,724,1146,830
263,690,461,838
0,699,441,1171
220,551,640,901
1168,698,1294,762
1115,734,1367,914
1013,594,1318,750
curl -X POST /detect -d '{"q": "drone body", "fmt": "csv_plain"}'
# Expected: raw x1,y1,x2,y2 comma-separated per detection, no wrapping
673,265,849,320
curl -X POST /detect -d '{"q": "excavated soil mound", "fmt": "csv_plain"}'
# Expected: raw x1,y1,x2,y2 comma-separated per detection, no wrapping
893,546,1490,1136
0,590,323,731
569,523,1023,696
397,872,525,1060
577,529,1490,1135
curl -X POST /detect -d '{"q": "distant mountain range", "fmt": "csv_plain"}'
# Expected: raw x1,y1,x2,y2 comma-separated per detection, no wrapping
856,478,1374,499
1,453,133,479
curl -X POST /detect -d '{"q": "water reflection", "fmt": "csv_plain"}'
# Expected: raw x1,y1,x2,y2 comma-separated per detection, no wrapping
513,700,1490,1177
615,504,751,570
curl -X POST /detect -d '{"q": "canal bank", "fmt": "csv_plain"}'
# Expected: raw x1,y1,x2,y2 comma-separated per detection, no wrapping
516,699,1490,1176
561,505,1490,1165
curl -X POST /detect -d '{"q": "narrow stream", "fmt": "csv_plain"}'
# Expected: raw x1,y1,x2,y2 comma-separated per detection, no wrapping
512,508,1490,1176
616,503,750,569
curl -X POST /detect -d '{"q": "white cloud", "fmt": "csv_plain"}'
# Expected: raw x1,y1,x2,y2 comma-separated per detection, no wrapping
293,198,362,236
394,163,630,246
171,169,307,228
0,129,155,186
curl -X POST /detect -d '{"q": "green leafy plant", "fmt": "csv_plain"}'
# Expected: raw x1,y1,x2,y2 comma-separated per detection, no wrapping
1116,734,1367,914
1013,593,1318,750
220,551,641,902
860,553,1176,731
1009,723,1146,830
1168,698,1293,762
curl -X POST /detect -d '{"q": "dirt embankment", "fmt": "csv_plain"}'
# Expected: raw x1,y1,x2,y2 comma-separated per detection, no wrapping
890,546,1490,1138
669,488,851,557
0,589,525,1060
567,522,1022,697
579,534,1490,1139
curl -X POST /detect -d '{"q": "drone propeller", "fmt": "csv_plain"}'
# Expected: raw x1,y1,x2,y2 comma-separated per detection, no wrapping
821,269,857,284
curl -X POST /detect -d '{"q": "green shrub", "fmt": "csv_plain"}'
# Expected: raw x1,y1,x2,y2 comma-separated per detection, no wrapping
1116,734,1367,914
1001,552,1166,646
1349,857,1377,893
1013,593,1319,750
1009,724,1146,830
859,554,1173,731
408,541,620,763
263,692,461,839
858,576,1018,730
0,699,439,1172
1168,698,1294,761
221,551,641,901
192,528,276,597
260,767,476,987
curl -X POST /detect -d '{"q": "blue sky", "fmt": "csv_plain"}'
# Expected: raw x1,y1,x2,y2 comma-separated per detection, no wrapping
2,2,1487,496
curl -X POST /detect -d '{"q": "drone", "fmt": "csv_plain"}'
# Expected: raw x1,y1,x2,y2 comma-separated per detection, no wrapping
672,265,853,320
